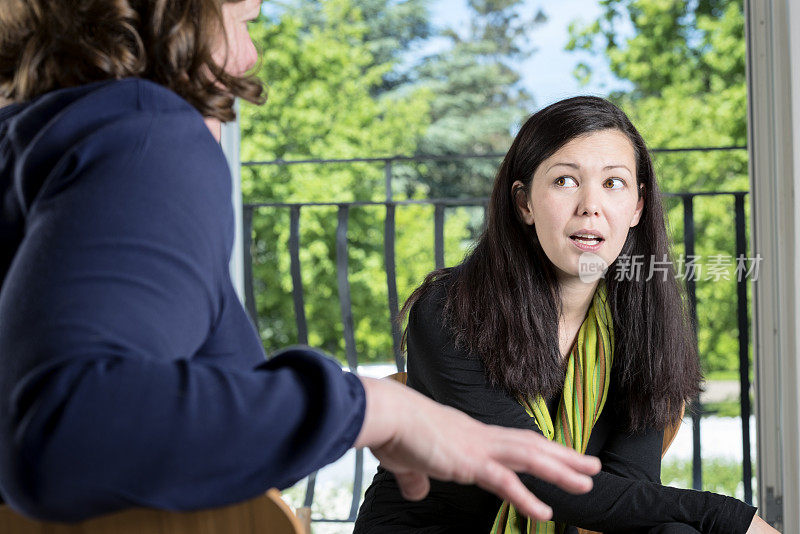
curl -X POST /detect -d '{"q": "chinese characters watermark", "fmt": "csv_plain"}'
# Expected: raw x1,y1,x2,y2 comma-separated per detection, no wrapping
578,253,763,283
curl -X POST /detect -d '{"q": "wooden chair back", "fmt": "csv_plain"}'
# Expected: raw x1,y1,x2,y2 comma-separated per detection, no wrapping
0,488,306,534
386,371,407,385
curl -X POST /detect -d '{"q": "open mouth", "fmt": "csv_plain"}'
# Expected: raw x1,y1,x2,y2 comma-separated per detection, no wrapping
569,233,605,246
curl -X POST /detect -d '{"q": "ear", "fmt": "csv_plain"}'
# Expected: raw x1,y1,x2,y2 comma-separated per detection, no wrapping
512,180,535,225
630,183,645,227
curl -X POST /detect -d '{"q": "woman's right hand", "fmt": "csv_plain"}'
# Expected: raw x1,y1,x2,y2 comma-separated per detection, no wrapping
354,376,601,522
747,515,781,533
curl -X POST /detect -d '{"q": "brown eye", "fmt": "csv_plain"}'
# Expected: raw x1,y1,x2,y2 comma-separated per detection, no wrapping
604,178,624,189
554,176,577,187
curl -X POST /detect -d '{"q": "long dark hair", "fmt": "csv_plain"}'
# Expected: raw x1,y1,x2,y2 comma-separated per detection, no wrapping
402,96,701,431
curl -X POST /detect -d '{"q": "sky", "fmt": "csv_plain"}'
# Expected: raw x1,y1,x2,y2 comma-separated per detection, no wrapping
426,0,633,108
261,0,635,109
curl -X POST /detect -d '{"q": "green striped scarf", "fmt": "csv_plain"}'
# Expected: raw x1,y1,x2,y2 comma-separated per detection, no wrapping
491,280,614,534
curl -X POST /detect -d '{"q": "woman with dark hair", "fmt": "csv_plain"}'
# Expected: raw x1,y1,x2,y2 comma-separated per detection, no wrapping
0,0,602,523
354,97,777,534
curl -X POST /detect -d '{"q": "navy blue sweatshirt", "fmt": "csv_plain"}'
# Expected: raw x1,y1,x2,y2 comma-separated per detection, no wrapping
0,79,365,521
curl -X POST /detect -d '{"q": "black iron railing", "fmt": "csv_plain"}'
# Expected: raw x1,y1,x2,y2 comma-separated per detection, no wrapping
240,146,752,523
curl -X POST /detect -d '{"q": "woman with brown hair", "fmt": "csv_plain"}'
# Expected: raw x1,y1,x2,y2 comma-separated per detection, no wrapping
0,0,602,523
354,97,777,533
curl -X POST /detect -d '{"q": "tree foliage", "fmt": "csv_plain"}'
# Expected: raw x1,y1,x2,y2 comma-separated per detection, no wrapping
238,0,748,375
567,0,749,375
408,0,544,198
240,0,471,362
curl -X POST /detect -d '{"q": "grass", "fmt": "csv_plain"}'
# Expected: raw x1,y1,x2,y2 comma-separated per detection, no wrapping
704,369,744,381
703,397,752,417
662,457,756,503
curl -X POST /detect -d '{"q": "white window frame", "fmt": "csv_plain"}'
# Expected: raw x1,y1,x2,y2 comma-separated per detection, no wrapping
221,100,246,304
746,0,800,530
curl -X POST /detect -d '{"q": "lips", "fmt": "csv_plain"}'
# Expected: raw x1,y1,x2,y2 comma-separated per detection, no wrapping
569,229,604,250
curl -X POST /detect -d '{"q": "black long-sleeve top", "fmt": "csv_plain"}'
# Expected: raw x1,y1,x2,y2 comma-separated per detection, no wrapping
354,279,757,534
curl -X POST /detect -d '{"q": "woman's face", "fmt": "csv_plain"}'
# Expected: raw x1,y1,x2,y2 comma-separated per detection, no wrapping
514,129,645,283
215,0,261,76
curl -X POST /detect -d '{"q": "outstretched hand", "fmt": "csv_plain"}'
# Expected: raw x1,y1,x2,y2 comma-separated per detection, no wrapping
354,376,601,522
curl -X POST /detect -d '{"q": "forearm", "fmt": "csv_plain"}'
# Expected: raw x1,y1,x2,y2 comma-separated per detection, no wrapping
0,349,364,522
519,470,756,533
354,376,404,449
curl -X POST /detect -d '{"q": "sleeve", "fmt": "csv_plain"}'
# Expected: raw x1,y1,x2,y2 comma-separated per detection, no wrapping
405,286,757,534
597,406,664,484
0,109,365,521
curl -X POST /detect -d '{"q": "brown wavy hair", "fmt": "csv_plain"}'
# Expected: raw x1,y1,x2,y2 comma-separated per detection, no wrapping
401,96,702,432
0,0,264,121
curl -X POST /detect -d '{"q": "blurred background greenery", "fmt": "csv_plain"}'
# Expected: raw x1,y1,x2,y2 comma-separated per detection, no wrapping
240,0,751,385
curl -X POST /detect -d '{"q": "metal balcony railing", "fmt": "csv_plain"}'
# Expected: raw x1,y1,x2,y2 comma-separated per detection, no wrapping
240,146,753,524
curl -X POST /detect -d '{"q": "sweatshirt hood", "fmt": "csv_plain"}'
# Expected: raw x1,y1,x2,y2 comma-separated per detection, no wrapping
0,79,199,281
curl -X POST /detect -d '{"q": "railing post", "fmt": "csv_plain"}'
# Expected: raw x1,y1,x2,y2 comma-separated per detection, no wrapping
383,159,403,371
242,205,258,326
336,205,358,372
434,204,445,269
385,159,393,202
384,203,403,372
334,204,363,522
682,194,703,491
735,193,753,505
289,205,309,345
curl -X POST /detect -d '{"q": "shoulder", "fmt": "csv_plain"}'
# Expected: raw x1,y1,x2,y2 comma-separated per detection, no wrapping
8,78,205,147
10,78,218,170
11,78,228,212
409,276,449,320
406,267,483,363
6,79,234,271
408,267,459,322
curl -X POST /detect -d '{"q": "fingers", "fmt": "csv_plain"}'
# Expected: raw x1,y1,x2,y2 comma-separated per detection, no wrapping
476,461,553,522
492,443,595,494
501,427,601,473
394,471,431,501
486,429,599,494
531,434,602,474
482,431,600,494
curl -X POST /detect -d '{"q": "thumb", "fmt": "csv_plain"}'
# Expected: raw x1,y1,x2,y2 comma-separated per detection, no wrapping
393,470,431,501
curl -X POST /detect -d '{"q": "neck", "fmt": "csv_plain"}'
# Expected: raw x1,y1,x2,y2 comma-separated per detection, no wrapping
558,278,599,324
205,117,222,142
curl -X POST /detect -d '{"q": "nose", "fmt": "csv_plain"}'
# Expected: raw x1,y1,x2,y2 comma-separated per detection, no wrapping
577,184,601,217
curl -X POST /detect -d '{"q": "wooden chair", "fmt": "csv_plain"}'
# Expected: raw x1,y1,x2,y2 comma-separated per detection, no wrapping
385,371,685,534
0,488,310,534
386,371,407,385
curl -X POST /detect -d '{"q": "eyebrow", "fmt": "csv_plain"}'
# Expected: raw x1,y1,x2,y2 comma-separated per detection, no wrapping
547,162,633,174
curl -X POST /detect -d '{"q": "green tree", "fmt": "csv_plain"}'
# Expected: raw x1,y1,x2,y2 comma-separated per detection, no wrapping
240,0,471,363
567,0,749,375
408,0,545,199
273,0,433,93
